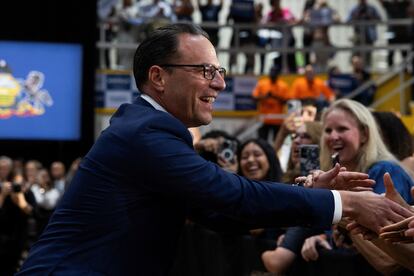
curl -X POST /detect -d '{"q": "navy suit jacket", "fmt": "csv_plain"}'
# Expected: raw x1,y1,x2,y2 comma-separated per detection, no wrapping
18,97,335,275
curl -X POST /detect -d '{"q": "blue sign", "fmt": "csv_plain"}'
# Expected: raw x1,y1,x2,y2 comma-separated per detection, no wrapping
0,41,83,140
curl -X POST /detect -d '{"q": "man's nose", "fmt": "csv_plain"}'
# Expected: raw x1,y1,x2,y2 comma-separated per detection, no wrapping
210,73,226,91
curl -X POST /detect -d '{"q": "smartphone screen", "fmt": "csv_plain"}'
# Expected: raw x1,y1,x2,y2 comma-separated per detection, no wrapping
287,99,302,115
299,144,320,176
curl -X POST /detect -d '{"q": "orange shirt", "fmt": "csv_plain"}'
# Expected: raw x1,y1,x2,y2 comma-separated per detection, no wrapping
252,78,290,125
290,77,335,102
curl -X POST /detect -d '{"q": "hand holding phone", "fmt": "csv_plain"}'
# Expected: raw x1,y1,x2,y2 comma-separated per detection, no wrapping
299,144,320,176
287,99,302,115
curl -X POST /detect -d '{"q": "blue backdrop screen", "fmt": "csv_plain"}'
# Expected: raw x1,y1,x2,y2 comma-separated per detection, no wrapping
0,41,83,140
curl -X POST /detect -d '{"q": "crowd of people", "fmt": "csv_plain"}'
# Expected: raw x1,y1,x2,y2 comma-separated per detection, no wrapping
0,157,81,275
98,0,414,73
189,97,414,275
251,60,374,142
4,102,413,275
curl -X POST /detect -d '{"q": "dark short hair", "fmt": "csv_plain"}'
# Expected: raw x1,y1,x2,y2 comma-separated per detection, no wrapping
202,129,236,141
133,23,209,92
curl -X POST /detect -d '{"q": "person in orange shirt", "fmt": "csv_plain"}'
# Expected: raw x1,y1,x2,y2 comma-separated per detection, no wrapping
252,65,290,141
290,64,335,108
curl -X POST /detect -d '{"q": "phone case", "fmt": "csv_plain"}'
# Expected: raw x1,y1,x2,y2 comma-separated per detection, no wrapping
299,144,320,176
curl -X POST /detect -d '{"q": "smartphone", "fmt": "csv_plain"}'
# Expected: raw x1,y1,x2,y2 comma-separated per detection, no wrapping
218,138,238,163
299,144,320,176
12,182,22,193
287,99,302,115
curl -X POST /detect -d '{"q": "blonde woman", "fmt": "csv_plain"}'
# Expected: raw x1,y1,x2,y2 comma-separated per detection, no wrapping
320,99,413,202
316,99,414,274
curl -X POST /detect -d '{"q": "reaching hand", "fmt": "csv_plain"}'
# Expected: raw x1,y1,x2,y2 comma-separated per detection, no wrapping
376,173,414,242
301,234,331,261
332,225,354,248
282,113,302,134
379,216,414,243
295,164,375,190
342,190,414,234
345,173,414,239
383,172,414,212
345,220,378,240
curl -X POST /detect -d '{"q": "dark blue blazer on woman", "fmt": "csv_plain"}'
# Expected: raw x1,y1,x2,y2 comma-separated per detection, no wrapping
17,97,335,275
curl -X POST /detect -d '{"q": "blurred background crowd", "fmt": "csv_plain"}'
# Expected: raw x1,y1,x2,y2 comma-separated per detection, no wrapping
98,0,414,76
0,157,81,275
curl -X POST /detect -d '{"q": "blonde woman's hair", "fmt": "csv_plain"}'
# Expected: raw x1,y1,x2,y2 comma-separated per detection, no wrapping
320,99,396,172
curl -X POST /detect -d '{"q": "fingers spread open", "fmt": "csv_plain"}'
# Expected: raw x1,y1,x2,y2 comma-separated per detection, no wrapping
334,172,373,190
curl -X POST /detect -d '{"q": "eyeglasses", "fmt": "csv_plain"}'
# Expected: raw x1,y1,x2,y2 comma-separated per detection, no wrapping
160,64,226,80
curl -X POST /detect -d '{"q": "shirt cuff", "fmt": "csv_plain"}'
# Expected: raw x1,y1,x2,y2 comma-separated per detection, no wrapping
330,190,342,224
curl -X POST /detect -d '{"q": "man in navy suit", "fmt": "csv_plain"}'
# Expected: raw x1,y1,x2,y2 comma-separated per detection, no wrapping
17,23,412,275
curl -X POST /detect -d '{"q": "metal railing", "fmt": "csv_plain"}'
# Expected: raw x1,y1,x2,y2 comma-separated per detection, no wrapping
345,51,414,114
96,18,414,115
97,18,413,73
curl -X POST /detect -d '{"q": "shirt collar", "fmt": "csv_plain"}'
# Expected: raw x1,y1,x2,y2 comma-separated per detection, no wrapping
140,94,195,143
140,94,168,113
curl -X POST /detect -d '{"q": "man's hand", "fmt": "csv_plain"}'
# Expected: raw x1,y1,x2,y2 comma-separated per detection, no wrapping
345,173,414,240
295,164,375,190
341,190,414,234
377,173,414,243
379,216,414,243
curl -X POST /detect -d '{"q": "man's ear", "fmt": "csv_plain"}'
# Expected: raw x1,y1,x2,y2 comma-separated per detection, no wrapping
148,66,165,92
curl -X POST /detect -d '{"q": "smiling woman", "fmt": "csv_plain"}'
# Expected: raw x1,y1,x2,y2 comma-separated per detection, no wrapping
318,99,414,274
238,138,283,182
320,99,414,202
237,138,285,271
319,99,412,197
